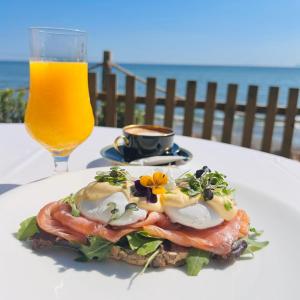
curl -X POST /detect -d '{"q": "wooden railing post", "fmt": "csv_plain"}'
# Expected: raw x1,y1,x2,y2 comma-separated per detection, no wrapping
202,82,217,140
183,81,197,136
88,72,97,125
164,79,176,128
145,78,157,125
124,75,136,125
222,84,238,144
261,87,279,153
241,85,258,148
102,50,112,93
281,88,299,158
105,73,117,127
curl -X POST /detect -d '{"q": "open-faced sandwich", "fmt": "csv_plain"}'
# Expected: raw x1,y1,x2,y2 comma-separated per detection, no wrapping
17,167,268,276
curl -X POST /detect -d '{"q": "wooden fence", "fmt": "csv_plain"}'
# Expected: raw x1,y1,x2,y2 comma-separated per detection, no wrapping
88,51,300,159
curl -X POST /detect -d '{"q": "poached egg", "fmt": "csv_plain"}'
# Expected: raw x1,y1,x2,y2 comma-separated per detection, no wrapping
164,201,224,229
77,192,147,226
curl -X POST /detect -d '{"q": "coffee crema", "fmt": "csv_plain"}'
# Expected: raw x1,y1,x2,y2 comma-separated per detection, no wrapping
125,127,170,136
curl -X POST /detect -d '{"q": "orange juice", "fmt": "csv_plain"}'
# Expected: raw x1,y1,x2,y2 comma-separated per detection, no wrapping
25,61,94,156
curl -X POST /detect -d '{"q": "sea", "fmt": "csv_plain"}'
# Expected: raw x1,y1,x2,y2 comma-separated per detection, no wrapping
1,61,300,151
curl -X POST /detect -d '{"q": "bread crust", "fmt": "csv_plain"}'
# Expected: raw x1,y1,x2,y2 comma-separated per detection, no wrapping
30,232,247,267
110,244,188,267
31,233,188,267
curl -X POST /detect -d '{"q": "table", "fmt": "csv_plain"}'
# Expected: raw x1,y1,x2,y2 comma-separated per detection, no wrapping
2,123,300,300
1,124,300,207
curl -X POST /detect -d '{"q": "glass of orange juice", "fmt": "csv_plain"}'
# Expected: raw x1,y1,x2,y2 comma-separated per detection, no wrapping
25,27,94,173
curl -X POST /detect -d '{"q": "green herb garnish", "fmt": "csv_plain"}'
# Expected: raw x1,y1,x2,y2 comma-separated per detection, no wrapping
187,173,201,191
137,231,161,239
241,228,269,258
139,249,160,275
107,202,140,222
224,200,233,211
95,167,129,186
201,171,234,196
249,227,263,236
136,240,162,256
76,236,112,261
177,168,234,199
243,238,269,256
61,194,80,217
106,202,120,221
180,187,202,197
186,248,210,276
127,232,162,256
125,203,138,211
16,216,39,241
127,233,146,250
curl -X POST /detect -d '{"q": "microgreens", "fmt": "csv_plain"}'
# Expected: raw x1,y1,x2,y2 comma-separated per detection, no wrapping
107,202,120,221
224,200,233,211
61,194,80,217
107,202,139,222
249,227,263,236
125,203,139,212
95,167,129,186
176,166,234,200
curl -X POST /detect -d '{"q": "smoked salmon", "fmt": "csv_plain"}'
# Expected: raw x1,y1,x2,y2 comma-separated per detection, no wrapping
143,210,249,255
36,202,87,244
52,203,135,243
37,201,249,256
37,202,171,243
128,211,170,228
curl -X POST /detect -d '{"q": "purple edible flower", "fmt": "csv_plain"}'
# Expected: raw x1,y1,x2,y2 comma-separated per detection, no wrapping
134,180,157,203
134,180,147,194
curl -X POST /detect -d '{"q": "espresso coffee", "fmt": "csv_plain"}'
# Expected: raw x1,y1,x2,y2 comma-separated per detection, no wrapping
114,125,174,161
125,127,169,136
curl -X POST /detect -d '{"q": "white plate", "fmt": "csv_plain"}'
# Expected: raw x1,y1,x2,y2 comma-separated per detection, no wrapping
0,166,299,300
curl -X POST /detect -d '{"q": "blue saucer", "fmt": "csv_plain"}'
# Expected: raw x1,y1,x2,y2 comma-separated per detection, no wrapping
100,143,192,166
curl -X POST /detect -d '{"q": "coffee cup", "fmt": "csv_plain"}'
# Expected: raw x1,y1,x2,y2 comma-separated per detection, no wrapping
113,124,174,161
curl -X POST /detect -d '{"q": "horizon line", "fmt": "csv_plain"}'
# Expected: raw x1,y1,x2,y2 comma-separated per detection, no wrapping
0,59,300,69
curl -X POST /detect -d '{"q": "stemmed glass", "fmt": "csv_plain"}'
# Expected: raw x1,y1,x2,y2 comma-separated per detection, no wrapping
25,27,94,173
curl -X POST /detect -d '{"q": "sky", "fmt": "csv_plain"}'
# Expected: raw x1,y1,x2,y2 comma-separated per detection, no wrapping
1,0,300,66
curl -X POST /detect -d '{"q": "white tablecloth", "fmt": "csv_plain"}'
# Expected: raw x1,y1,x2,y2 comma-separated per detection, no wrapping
1,124,300,203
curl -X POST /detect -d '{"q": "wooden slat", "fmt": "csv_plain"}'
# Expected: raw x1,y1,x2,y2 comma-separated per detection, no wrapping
281,88,299,157
144,78,156,124
164,79,176,128
183,81,196,136
202,82,217,139
124,75,136,125
241,85,258,148
104,73,117,127
261,87,279,153
97,92,300,115
102,51,112,92
88,72,97,125
222,84,238,143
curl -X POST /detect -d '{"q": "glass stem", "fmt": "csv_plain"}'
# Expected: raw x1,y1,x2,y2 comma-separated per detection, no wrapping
53,155,69,173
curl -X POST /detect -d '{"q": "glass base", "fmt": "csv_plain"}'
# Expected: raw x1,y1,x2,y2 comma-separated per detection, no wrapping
53,155,69,173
